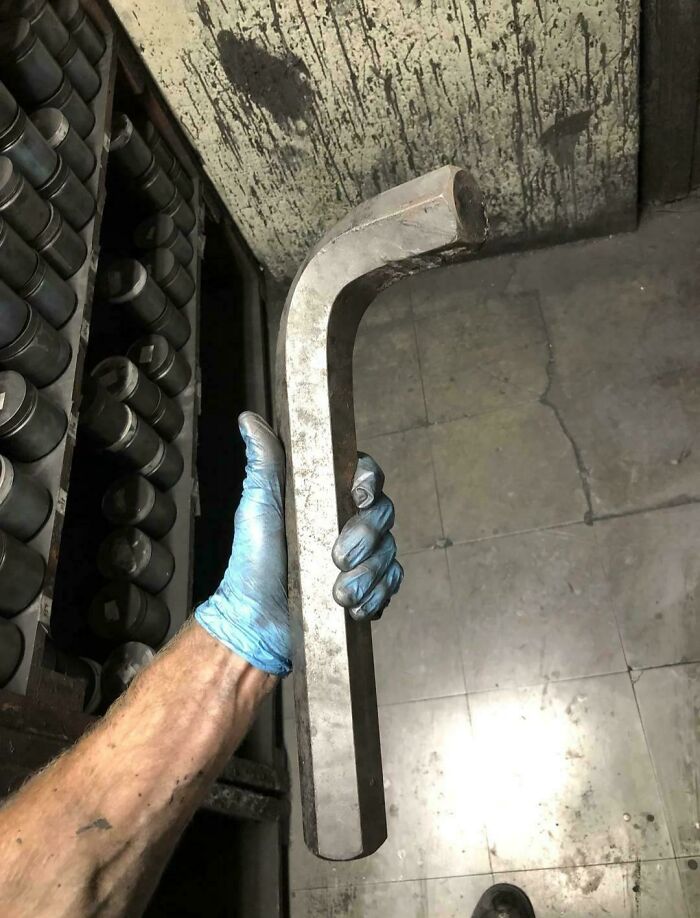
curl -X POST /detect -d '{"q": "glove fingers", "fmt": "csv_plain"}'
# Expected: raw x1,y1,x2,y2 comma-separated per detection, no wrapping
349,560,404,621
333,532,396,608
332,495,395,572
238,412,285,501
351,452,385,509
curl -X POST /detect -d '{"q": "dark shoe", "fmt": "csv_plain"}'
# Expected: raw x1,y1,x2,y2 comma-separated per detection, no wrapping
471,883,536,918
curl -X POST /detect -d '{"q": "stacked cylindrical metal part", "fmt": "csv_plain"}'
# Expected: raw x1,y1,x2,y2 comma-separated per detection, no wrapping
80,340,184,650
87,112,195,645
81,106,197,660
0,4,104,687
0,366,62,683
111,113,195,233
97,257,190,349
0,9,103,285
80,344,188,651
0,367,65,634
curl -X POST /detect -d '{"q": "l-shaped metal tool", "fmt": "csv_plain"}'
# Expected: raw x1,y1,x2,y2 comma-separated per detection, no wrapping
276,166,487,861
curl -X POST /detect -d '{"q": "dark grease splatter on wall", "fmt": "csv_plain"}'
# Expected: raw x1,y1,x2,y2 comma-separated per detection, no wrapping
215,30,314,124
540,109,594,172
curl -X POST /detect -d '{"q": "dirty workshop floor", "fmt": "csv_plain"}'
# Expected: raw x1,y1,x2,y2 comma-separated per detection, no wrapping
284,196,700,918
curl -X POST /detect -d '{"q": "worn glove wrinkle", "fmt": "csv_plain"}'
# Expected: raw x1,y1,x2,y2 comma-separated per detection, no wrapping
195,412,291,676
332,495,395,571
350,559,404,621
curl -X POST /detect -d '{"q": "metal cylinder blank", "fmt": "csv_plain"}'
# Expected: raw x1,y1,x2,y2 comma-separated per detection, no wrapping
167,159,194,203
92,355,160,419
148,391,183,441
0,0,70,58
80,385,167,478
144,438,183,490
136,157,175,210
0,453,51,540
102,473,176,538
127,334,191,397
18,251,76,327
115,412,164,474
34,203,86,278
133,213,192,267
0,617,23,684
44,642,102,712
0,217,75,327
0,105,58,187
101,641,154,705
79,378,131,448
142,121,174,172
98,526,174,593
99,258,190,348
43,74,94,139
88,580,170,646
53,0,105,64
0,370,66,460
0,18,63,106
149,301,190,350
0,276,29,348
32,106,94,181
110,113,153,179
143,121,194,201
0,216,36,290
55,35,99,102
0,81,17,135
162,188,195,234
0,301,71,387
91,356,182,440
0,527,45,615
145,247,195,308
38,155,95,230
0,155,50,242
98,257,166,323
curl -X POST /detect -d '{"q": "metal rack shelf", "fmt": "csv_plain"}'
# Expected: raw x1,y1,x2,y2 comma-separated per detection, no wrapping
5,30,117,697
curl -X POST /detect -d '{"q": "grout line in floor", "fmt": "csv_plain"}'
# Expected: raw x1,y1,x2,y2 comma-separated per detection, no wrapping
590,521,632,673
291,854,693,894
627,666,685,864
395,492,700,558
369,659,700,711
591,495,700,523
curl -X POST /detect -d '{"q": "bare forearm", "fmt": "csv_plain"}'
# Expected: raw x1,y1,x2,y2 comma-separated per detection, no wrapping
0,621,276,917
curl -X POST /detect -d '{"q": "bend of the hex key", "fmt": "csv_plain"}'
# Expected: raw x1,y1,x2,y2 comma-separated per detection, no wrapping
276,166,487,861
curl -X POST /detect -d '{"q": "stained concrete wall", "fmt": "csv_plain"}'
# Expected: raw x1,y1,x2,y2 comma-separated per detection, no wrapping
112,0,639,279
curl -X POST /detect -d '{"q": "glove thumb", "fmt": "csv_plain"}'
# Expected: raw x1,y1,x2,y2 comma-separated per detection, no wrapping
238,411,285,499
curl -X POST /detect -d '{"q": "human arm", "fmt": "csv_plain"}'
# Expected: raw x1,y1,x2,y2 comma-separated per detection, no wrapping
0,412,402,917
0,622,273,918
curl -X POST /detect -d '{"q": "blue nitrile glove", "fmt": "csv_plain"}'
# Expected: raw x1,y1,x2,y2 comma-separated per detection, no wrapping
194,413,403,676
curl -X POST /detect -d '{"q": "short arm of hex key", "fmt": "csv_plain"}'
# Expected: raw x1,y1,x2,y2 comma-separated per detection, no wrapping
276,166,487,861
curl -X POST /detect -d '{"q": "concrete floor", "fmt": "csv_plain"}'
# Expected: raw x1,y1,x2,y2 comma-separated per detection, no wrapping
284,197,700,917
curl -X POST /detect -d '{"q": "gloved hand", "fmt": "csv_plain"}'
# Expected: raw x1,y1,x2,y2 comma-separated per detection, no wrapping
195,412,403,676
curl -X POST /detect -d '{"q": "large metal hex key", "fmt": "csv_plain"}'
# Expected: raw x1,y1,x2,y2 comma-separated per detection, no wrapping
276,166,487,861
